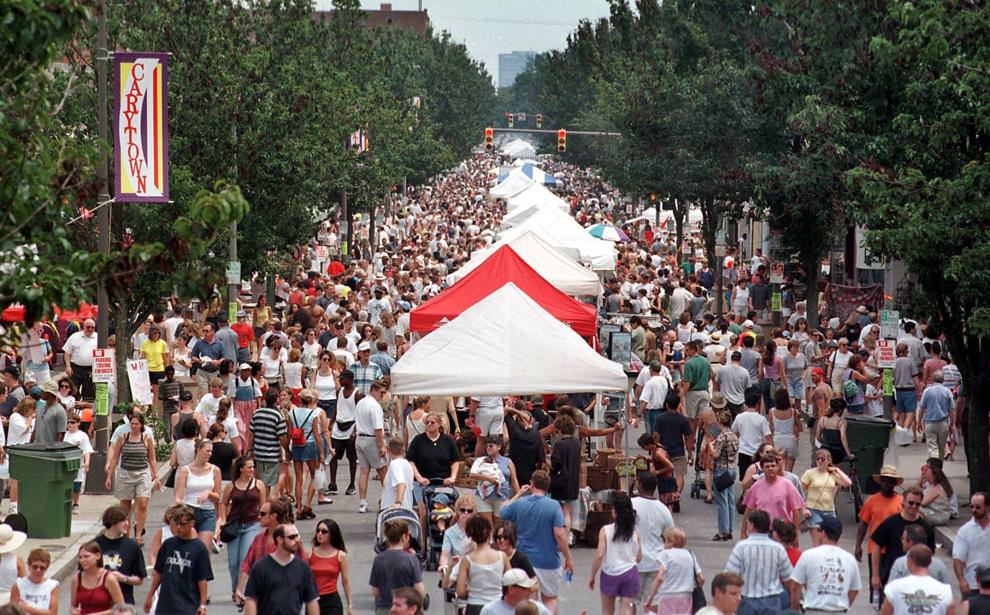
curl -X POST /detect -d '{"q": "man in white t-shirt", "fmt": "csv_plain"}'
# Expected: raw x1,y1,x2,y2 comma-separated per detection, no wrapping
381,437,414,510
639,361,671,430
354,381,386,513
631,472,674,607
731,389,771,477
790,517,862,612
881,545,954,615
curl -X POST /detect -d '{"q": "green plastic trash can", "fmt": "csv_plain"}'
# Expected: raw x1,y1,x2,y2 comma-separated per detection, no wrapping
844,415,895,494
8,442,82,538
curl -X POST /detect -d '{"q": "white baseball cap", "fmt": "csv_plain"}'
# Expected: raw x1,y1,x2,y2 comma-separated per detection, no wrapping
501,568,537,588
358,341,372,352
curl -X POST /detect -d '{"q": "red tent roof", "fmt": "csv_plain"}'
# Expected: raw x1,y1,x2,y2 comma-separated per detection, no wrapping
410,245,598,337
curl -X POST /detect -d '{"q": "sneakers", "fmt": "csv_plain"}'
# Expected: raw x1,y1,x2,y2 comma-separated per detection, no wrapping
345,485,357,496
327,484,339,496
72,504,80,515
358,500,368,513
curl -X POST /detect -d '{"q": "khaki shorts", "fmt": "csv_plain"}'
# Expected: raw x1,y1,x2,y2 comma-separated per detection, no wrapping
474,407,504,436
534,566,563,599
671,455,688,480
639,570,659,604
255,461,280,487
476,497,506,515
356,436,384,469
684,390,711,418
114,467,151,501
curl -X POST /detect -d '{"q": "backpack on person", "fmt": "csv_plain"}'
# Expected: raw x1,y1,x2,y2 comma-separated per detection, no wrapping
289,408,314,447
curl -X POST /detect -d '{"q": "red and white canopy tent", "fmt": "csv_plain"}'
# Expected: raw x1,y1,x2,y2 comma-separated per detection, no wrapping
409,245,597,338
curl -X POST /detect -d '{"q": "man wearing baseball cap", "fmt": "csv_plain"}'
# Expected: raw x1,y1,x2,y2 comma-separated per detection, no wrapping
348,342,383,395
479,569,548,615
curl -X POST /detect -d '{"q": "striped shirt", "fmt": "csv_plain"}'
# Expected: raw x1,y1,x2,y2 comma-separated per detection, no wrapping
725,533,793,598
249,406,287,463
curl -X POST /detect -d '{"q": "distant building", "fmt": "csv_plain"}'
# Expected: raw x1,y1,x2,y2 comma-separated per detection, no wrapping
498,51,536,89
313,3,430,35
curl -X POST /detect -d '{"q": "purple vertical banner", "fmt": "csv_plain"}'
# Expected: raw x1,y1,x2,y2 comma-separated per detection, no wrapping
113,52,169,203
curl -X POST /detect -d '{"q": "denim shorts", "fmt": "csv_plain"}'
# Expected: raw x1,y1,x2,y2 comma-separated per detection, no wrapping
291,441,319,462
895,389,918,414
193,507,217,533
807,508,837,528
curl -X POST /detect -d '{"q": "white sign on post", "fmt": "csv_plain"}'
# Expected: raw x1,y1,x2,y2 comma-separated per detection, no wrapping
880,310,900,339
225,261,241,285
126,359,153,406
877,339,897,368
92,348,116,384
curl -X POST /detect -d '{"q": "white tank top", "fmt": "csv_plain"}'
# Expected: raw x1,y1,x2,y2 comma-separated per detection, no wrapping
314,371,337,401
601,524,640,576
283,362,303,388
332,389,358,439
465,553,504,606
182,466,216,510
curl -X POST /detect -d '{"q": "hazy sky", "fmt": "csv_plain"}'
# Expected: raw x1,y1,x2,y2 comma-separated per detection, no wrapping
336,1,613,83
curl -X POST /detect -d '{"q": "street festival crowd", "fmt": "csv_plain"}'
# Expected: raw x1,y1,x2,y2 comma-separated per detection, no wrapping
0,151,987,615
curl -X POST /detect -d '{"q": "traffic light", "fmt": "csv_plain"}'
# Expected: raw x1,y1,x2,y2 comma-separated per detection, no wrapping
507,113,514,129
557,128,567,152
484,127,494,150
535,113,543,128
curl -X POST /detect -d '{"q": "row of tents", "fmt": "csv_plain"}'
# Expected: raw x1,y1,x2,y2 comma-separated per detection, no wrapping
389,143,626,397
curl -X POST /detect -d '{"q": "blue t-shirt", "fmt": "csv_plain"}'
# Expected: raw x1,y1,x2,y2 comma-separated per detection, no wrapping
499,494,564,569
920,384,954,422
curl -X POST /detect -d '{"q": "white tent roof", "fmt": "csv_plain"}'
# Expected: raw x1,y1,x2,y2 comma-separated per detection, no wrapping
505,182,570,213
447,230,603,296
499,205,616,270
390,283,626,396
489,171,534,200
499,139,537,159
632,207,704,228
511,158,540,167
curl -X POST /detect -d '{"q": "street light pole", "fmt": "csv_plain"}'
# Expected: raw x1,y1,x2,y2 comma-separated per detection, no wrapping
88,0,112,494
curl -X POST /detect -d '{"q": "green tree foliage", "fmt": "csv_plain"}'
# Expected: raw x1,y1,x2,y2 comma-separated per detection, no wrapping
0,0,99,322
847,1,990,492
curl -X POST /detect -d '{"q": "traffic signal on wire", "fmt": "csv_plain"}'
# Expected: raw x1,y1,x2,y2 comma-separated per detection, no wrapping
557,129,567,152
507,113,514,129
485,127,494,150
536,113,543,128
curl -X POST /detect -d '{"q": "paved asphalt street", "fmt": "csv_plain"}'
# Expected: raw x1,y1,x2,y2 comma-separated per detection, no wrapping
55,428,957,614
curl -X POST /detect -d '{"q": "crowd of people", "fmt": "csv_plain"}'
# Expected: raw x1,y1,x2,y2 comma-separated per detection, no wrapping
0,150,986,615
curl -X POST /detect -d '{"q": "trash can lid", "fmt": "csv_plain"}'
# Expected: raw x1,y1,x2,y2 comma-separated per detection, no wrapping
8,442,79,453
845,415,895,428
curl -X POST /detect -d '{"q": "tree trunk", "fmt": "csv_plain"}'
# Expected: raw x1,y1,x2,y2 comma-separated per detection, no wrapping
700,197,720,313
114,300,131,407
673,201,685,258
957,332,990,494
805,259,820,326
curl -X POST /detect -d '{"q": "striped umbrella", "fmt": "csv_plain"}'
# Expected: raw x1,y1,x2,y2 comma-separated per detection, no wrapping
587,223,630,242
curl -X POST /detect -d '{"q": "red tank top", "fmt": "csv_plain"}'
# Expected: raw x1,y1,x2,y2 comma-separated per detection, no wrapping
77,570,114,614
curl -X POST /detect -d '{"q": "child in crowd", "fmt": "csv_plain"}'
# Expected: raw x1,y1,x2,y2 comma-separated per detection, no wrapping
62,414,94,513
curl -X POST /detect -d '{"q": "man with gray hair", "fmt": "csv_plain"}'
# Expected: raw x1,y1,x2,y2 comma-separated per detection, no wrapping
917,370,954,459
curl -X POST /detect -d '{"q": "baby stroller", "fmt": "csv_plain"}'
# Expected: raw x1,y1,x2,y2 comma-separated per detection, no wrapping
423,480,459,572
374,506,426,566
689,467,709,500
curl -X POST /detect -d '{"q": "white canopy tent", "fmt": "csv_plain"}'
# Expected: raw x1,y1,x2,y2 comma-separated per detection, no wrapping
629,207,705,230
390,283,626,396
447,230,603,296
489,171,534,200
505,182,570,213
511,158,541,167
499,139,537,160
499,206,616,270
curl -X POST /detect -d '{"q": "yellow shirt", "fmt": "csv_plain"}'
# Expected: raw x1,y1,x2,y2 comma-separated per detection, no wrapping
801,468,839,511
140,339,169,372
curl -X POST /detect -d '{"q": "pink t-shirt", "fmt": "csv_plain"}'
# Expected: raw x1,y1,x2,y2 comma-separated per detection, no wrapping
743,476,804,522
